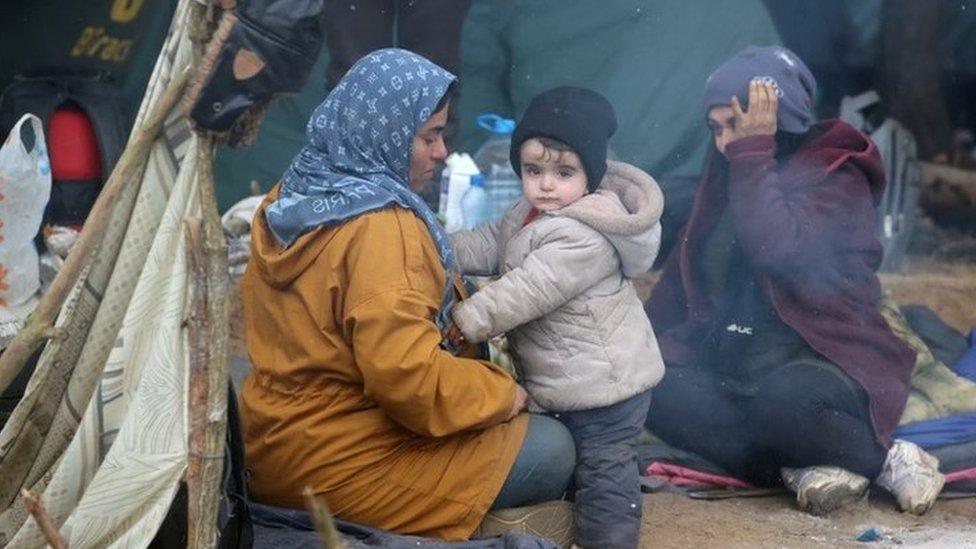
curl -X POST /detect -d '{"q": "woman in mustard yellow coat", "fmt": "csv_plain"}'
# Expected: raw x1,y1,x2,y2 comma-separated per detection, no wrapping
239,48,574,541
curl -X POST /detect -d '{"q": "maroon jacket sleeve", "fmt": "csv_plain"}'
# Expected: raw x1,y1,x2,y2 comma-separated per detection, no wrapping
724,135,879,276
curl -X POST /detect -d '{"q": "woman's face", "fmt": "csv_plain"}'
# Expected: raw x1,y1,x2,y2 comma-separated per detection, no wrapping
408,105,450,191
707,105,736,157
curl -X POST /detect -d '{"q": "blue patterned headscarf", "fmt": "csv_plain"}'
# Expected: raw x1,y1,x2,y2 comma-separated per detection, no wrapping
266,48,458,329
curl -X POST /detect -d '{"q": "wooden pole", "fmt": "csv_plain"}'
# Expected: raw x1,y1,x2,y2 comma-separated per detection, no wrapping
185,6,231,547
184,216,211,548
185,133,229,549
0,69,189,396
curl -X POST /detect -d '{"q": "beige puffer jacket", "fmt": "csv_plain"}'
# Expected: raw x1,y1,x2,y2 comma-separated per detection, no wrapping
451,161,665,411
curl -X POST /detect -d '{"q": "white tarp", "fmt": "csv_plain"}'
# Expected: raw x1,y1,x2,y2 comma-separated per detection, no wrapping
0,1,202,546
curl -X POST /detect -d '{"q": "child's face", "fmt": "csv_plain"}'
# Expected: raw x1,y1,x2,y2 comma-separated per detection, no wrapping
519,138,589,211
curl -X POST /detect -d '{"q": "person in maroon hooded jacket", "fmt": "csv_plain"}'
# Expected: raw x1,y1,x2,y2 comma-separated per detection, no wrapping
645,46,945,516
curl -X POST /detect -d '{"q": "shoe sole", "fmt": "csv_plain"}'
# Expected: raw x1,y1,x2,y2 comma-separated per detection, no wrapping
800,484,868,516
475,500,575,547
901,473,946,515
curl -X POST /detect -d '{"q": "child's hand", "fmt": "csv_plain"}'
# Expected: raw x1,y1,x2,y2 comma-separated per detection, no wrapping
443,322,466,350
507,385,529,420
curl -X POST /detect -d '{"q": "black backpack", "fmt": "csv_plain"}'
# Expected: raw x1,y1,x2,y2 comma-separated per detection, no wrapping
0,68,128,226
184,0,327,146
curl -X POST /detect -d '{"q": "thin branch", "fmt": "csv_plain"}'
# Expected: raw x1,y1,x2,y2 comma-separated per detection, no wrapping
185,213,221,549
303,488,345,549
21,489,67,549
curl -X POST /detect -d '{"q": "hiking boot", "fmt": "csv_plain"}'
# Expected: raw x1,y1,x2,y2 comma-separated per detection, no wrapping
781,466,869,516
875,439,945,515
473,500,575,547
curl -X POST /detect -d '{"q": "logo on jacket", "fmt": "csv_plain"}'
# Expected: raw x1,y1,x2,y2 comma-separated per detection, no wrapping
725,323,754,336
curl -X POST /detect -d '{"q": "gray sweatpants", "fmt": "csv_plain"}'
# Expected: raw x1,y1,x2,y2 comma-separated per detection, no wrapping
556,390,652,549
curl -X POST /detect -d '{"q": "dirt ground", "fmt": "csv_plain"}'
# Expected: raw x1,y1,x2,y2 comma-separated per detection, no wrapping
639,492,976,548
879,259,976,334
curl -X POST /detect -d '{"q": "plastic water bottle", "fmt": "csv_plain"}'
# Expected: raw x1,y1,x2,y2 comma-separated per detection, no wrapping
437,159,452,223
441,153,480,232
460,174,490,229
472,114,522,220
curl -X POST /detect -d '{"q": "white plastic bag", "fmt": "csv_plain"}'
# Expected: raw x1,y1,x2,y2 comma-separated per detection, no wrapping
0,113,52,322
221,194,265,282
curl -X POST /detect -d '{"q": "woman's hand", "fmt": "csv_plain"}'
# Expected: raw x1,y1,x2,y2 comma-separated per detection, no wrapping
443,322,466,351
508,385,529,420
730,78,779,142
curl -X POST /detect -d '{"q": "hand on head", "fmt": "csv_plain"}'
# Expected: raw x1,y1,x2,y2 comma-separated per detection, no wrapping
707,78,779,156
703,45,816,156
730,78,779,141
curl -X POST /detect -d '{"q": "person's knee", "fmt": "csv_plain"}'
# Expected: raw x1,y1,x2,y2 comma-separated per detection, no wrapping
525,414,576,483
493,414,575,508
755,364,850,415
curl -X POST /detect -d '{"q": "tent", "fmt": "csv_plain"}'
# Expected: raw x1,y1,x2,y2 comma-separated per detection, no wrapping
0,1,178,127
213,0,781,208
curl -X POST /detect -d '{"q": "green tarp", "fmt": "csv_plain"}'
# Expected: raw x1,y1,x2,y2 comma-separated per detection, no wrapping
455,0,779,177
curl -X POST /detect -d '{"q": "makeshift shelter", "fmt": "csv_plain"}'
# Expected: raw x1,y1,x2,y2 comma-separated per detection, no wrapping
214,0,782,210
0,1,230,546
0,1,178,129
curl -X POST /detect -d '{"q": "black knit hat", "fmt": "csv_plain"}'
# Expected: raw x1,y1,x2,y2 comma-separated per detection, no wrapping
510,86,618,191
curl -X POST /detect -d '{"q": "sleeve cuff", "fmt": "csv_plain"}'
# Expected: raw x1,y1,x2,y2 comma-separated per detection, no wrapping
725,134,776,161
452,301,486,343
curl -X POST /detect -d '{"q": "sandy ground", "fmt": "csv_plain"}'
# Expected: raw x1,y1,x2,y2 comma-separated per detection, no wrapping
879,259,976,334
640,492,976,548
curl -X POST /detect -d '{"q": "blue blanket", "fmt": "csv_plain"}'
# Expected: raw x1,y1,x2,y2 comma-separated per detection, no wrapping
894,330,976,450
